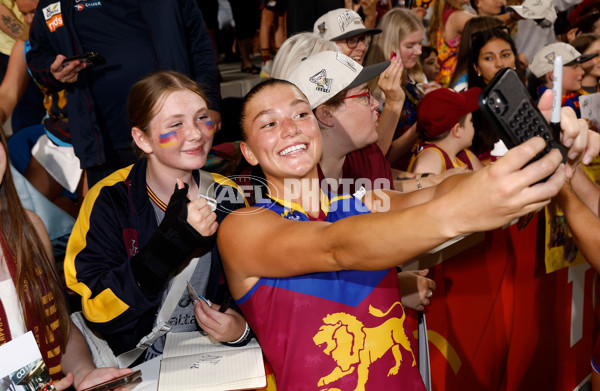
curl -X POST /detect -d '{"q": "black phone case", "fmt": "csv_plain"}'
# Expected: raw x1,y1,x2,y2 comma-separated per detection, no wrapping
478,67,567,164
63,51,106,67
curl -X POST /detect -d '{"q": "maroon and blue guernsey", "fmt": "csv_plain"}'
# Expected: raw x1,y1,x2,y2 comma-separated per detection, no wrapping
238,192,426,390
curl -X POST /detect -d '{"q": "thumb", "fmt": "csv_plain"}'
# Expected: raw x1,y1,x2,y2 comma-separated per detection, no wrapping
537,88,553,113
416,269,429,277
176,178,185,190
54,372,74,391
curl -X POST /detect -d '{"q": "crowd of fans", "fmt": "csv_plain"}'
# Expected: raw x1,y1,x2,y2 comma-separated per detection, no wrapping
2,0,600,390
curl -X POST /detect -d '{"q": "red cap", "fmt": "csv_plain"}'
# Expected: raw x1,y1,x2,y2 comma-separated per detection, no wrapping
417,87,482,139
568,0,600,29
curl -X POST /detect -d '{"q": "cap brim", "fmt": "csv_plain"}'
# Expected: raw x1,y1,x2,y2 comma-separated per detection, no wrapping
507,5,548,20
331,28,382,41
461,87,482,114
346,60,391,90
566,52,599,65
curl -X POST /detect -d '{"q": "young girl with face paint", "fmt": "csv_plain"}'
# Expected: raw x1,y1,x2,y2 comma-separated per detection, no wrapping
63,71,250,361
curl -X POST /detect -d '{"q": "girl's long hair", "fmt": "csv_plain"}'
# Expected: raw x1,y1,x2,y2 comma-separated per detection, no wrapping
466,26,524,155
449,16,502,88
0,131,70,349
427,0,465,46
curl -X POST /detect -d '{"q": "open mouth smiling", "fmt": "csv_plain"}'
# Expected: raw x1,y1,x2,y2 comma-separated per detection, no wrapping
279,143,308,156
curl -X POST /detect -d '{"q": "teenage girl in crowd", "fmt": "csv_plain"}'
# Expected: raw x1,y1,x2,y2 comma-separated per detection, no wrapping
449,16,503,91
426,0,475,87
216,57,595,389
466,23,525,160
64,71,249,361
366,7,439,170
0,131,131,389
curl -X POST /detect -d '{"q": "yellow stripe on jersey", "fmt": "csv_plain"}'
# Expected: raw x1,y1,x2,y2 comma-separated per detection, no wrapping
64,165,132,323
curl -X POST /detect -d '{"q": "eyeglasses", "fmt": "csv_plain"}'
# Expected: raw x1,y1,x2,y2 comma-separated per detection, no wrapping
344,88,372,104
470,25,511,41
345,34,372,49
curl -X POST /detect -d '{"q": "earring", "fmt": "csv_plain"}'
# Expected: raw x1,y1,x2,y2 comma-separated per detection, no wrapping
477,72,481,77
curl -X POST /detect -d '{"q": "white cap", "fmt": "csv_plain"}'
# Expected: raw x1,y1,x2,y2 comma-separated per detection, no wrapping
507,0,557,24
288,51,390,109
530,42,598,77
314,8,381,41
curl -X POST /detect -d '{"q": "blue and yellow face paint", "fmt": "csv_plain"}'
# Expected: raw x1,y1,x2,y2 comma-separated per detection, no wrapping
159,131,178,148
203,120,214,135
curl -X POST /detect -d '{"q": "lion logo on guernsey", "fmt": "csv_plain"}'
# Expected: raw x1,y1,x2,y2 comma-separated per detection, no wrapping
313,302,416,390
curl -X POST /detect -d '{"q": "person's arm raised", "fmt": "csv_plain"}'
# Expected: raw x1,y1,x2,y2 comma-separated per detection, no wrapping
219,137,565,295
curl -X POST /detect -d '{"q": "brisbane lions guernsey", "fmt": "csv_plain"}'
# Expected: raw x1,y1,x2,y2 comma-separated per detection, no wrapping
237,192,425,390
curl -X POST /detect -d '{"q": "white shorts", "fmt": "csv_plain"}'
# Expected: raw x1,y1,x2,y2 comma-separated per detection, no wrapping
31,135,82,193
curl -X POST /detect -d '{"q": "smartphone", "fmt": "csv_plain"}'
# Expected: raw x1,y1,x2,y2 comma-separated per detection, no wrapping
186,281,212,307
62,51,106,67
478,67,567,166
80,370,141,391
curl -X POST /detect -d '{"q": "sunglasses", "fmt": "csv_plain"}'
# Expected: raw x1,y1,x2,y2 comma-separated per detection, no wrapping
344,88,372,103
470,25,511,40
345,34,372,49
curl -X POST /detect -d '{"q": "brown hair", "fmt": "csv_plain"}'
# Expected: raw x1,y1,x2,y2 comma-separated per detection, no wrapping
427,0,465,47
0,131,69,349
449,16,503,88
571,33,600,54
127,71,208,156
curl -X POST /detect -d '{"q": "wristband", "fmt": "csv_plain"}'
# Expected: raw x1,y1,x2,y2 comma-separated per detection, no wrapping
223,322,252,346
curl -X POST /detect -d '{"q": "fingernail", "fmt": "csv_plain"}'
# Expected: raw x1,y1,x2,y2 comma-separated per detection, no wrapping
568,151,579,160
563,138,574,147
583,156,592,165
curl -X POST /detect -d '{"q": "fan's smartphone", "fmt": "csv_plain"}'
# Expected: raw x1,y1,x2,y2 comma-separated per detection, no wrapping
62,51,106,67
186,281,212,307
478,67,567,165
80,370,141,391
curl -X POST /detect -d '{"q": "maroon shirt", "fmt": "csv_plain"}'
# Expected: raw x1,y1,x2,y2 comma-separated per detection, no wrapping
318,143,395,194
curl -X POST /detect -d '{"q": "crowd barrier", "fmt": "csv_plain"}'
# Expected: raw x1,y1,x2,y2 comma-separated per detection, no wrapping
405,213,596,390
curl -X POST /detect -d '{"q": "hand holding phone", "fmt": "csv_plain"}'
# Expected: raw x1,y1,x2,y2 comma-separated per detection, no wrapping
478,67,568,168
62,51,106,68
186,281,212,307
80,371,141,391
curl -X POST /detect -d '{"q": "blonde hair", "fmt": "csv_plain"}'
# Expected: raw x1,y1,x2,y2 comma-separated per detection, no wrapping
427,0,465,46
365,8,426,97
271,33,339,79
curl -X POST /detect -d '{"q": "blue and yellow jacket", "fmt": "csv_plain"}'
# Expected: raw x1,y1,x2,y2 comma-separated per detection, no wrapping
64,158,246,354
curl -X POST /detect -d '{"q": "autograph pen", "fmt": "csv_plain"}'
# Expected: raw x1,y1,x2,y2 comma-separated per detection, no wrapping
551,55,562,140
